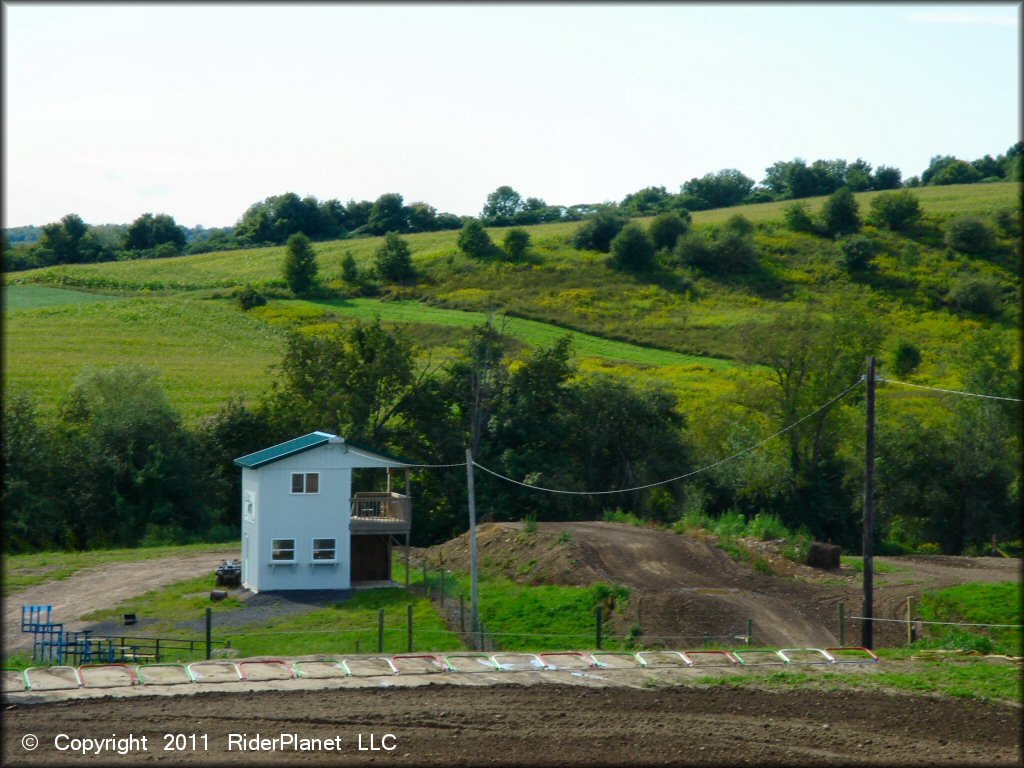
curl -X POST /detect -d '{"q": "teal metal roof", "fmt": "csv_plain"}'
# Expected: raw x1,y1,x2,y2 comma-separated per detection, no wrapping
234,431,335,469
234,432,414,469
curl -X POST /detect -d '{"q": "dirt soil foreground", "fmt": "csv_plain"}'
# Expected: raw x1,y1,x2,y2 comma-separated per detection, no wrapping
3,675,1020,767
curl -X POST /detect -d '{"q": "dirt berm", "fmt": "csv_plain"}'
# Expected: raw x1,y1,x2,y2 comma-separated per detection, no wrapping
425,521,1020,648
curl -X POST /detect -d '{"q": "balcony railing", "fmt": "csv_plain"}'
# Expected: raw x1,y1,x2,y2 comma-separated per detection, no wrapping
350,492,411,533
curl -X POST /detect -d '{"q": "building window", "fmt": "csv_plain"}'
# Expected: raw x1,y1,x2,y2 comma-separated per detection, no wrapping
271,539,296,562
291,472,319,494
312,538,337,562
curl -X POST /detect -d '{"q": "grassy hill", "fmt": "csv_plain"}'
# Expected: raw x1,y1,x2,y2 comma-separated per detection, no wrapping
3,182,1019,420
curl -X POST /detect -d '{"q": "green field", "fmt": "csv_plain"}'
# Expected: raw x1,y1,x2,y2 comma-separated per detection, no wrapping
3,284,122,310
3,297,283,419
3,181,1019,421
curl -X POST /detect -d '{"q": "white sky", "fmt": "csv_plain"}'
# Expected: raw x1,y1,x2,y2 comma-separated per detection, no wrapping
3,2,1020,229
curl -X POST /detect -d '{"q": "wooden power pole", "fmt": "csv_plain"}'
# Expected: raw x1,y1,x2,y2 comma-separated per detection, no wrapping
861,356,876,649
466,447,479,642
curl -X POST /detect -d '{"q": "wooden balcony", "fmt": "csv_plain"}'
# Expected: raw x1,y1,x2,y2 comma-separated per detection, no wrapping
349,492,411,534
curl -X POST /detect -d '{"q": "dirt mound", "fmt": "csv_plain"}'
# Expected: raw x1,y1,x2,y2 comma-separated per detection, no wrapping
424,521,1021,649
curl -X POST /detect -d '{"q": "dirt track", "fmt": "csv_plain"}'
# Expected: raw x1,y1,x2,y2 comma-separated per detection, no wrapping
4,549,238,654
429,522,1021,648
2,682,1018,766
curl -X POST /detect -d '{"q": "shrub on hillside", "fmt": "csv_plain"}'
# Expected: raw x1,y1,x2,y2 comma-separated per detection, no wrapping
571,210,626,252
609,223,656,272
868,190,923,232
820,186,860,236
944,216,995,254
503,228,530,261
341,252,359,283
648,211,691,251
374,232,415,282
784,202,816,233
891,339,922,378
722,214,755,238
947,275,1001,317
457,219,495,259
283,232,318,295
838,234,877,272
236,285,267,311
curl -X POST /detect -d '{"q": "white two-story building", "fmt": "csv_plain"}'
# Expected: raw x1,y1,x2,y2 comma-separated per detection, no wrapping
234,431,413,593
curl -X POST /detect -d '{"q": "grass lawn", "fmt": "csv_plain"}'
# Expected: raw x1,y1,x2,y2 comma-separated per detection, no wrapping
3,284,122,310
917,582,1021,656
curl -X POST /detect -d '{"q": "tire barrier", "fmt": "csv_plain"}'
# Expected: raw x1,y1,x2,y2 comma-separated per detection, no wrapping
186,661,242,683
137,663,194,685
777,648,835,665
636,651,691,668
490,653,548,671
589,652,644,669
77,663,139,688
292,660,348,679
443,653,499,672
238,659,295,681
680,650,740,667
9,647,882,692
539,652,596,670
732,650,789,666
391,654,450,674
825,647,879,664
24,666,82,690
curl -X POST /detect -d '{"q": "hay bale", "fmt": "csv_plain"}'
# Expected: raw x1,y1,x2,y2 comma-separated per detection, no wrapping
805,542,841,570
210,589,228,601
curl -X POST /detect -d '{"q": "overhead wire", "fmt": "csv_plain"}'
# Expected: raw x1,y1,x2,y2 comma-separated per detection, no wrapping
878,377,1023,403
471,377,866,496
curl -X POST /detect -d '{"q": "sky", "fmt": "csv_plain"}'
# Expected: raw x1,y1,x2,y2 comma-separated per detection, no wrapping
3,2,1020,229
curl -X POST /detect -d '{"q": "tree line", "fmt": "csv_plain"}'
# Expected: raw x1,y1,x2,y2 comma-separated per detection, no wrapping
5,144,1019,272
5,309,1018,556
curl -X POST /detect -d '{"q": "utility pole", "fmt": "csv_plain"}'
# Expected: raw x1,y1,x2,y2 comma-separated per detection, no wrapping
466,447,479,643
861,356,876,649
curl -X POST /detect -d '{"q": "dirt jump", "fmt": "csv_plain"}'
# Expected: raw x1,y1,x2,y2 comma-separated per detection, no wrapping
426,521,1020,648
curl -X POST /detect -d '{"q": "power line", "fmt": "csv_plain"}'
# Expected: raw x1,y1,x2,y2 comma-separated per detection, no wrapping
472,377,865,496
878,377,1023,403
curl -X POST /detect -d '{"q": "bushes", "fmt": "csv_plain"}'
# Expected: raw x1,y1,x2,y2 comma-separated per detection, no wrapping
571,210,626,252
947,275,1001,316
283,232,317,295
457,219,495,259
503,228,530,260
820,186,860,236
891,339,922,378
838,235,877,272
235,285,267,311
648,211,691,250
609,223,656,272
868,190,923,232
673,224,758,276
784,202,816,233
374,232,415,282
945,216,995,254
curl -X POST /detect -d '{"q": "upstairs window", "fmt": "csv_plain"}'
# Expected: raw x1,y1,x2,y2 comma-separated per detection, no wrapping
291,472,319,494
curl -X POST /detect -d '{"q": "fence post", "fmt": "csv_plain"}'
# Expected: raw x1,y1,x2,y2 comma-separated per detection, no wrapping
356,639,361,655
460,595,465,633
440,570,446,607
746,619,753,645
378,608,384,653
422,561,428,597
407,604,414,653
596,606,603,650
205,608,212,660
906,596,914,646
838,602,845,647
155,638,161,662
